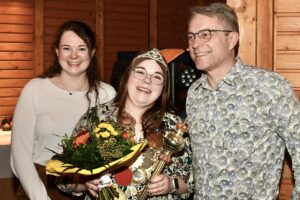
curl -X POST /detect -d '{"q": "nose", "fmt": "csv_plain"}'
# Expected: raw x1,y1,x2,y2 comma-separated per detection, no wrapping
70,49,79,59
142,74,152,84
190,36,204,49
189,35,202,47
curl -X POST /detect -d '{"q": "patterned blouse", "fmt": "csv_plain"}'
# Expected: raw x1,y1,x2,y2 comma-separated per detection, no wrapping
186,58,300,200
59,103,194,200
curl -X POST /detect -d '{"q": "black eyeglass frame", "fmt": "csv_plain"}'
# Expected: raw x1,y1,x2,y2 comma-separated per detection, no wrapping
186,29,233,43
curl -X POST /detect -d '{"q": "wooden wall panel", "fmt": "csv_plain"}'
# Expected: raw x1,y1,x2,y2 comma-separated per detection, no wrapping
0,79,30,88
45,1,94,10
278,72,300,90
157,0,197,49
228,0,257,66
276,0,300,12
277,15,300,32
0,14,33,24
274,0,300,97
0,88,22,97
0,2,33,15
0,33,33,42
0,52,33,60
34,0,44,76
0,43,33,51
0,0,34,120
0,106,16,117
276,53,300,70
149,0,157,48
256,0,273,70
0,61,33,70
1,24,33,33
0,97,18,106
275,0,300,198
0,70,33,79
276,34,300,51
104,0,149,84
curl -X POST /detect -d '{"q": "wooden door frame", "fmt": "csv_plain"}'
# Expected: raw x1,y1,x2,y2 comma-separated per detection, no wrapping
34,0,44,76
227,0,274,70
96,0,105,80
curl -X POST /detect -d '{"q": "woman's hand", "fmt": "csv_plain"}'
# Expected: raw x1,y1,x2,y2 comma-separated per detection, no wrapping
147,174,173,196
85,178,100,198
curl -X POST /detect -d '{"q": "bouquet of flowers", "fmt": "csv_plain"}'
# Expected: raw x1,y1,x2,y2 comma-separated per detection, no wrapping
46,106,147,199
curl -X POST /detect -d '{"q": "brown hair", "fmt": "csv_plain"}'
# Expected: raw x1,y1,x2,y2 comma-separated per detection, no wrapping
189,3,239,56
40,20,100,106
113,51,170,135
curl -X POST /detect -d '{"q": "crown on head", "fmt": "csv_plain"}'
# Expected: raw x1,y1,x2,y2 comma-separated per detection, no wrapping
133,48,167,68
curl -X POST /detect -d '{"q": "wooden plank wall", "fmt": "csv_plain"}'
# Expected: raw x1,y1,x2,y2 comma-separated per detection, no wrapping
103,0,149,83
274,0,300,93
103,0,200,84
0,0,34,121
0,0,200,122
157,0,197,49
274,1,300,198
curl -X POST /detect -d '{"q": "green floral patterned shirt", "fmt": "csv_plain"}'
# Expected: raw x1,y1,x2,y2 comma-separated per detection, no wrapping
186,58,300,200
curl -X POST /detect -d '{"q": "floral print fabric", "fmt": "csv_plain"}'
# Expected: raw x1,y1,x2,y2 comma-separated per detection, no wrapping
186,58,300,200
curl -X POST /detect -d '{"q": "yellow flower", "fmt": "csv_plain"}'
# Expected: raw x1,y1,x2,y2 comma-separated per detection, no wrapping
94,132,101,138
99,123,109,129
106,124,115,132
94,127,100,133
100,131,111,138
111,131,119,136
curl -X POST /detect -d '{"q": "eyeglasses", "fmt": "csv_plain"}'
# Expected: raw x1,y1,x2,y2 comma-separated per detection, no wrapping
132,67,165,85
186,29,233,43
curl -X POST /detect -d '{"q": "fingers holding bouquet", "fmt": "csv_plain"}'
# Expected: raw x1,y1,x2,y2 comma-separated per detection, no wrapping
85,178,100,198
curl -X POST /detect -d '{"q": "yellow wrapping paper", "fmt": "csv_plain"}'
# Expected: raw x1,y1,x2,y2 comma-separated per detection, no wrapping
46,141,147,176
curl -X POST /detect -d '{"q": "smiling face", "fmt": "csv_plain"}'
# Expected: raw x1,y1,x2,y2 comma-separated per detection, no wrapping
55,30,95,78
188,14,238,74
125,59,164,110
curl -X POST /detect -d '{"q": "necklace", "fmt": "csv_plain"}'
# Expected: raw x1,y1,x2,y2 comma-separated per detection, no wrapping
57,77,87,95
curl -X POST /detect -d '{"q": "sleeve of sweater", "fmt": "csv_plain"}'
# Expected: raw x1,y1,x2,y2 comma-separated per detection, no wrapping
10,79,50,200
99,81,116,104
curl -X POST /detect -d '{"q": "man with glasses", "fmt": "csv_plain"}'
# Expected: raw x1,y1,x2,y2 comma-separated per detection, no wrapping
185,3,300,200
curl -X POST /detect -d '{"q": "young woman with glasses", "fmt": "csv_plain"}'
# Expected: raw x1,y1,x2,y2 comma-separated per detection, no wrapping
58,48,194,200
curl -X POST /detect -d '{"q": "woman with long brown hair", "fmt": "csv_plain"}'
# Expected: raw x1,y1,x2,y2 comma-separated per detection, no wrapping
11,21,116,200
59,48,194,199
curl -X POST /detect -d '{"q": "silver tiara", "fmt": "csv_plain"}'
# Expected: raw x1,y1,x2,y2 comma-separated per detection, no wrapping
133,48,167,68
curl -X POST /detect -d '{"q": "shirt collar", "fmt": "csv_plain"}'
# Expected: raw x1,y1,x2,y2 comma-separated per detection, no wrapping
194,57,244,90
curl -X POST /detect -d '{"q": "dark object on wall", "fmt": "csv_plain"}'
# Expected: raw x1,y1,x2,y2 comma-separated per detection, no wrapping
168,51,202,115
110,50,202,114
1,117,13,131
110,51,138,91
